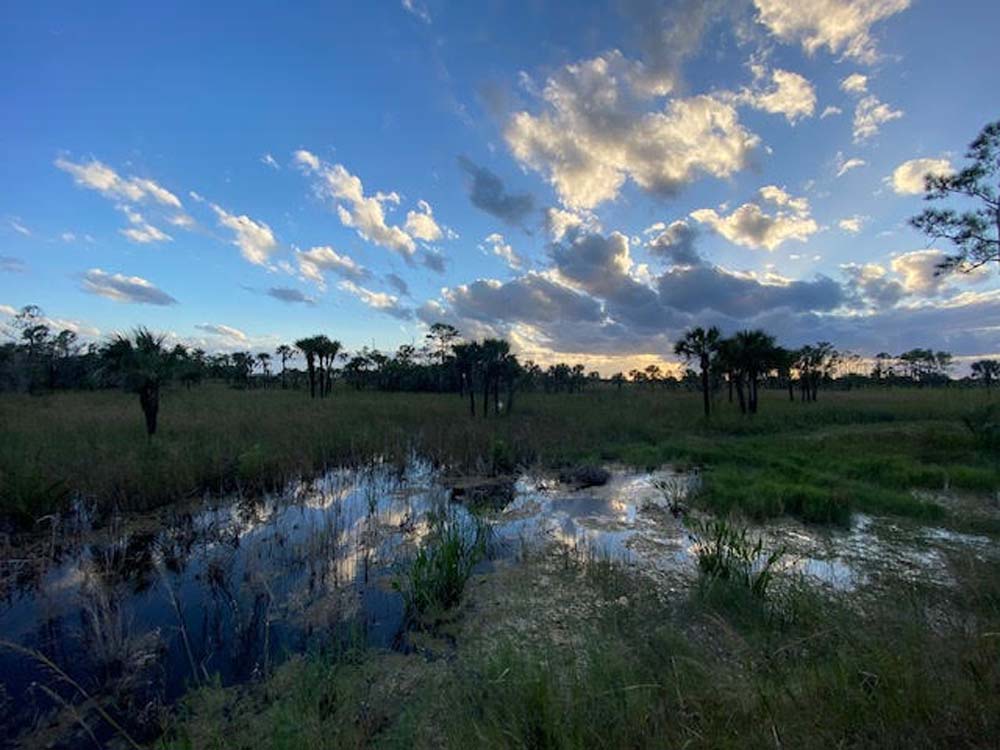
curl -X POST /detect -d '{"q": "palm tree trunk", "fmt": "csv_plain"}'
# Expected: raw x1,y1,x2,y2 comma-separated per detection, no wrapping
139,384,159,436
700,356,710,418
735,378,747,415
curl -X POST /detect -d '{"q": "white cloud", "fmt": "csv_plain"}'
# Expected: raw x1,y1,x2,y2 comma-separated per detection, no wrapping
889,249,989,296
890,157,955,195
401,0,431,23
119,206,172,244
505,50,759,209
195,323,248,342
293,149,320,171
338,280,411,319
839,73,868,94
61,232,76,242
820,105,842,118
544,207,600,241
742,66,816,123
8,218,30,236
404,200,444,242
753,0,911,63
483,233,523,270
296,245,370,288
852,94,903,142
261,153,279,169
210,203,277,265
691,185,818,251
296,151,417,257
838,215,867,233
835,152,866,177
81,268,177,305
55,157,182,208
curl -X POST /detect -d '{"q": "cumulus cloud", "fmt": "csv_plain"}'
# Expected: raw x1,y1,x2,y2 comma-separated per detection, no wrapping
838,215,866,233
852,94,903,142
210,203,277,265
296,245,370,288
296,149,418,258
338,280,412,319
55,157,182,207
890,249,950,295
544,207,600,241
820,105,842,118
421,226,852,363
195,323,248,342
890,157,954,195
505,50,759,209
753,0,911,63
404,200,444,242
841,262,905,309
81,268,177,305
483,233,524,270
261,153,280,169
690,185,818,251
741,66,816,123
839,73,868,94
646,220,700,266
458,157,536,226
266,287,316,305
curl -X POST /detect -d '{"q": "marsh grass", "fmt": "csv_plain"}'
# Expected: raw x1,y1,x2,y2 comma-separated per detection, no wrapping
162,548,1000,749
1,386,997,530
394,510,488,618
687,515,785,598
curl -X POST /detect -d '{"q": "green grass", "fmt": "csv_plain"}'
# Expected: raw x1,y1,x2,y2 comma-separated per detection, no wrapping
1,385,997,527
161,547,1000,749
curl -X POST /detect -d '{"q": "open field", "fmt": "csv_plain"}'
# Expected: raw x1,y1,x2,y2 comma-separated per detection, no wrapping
2,385,999,748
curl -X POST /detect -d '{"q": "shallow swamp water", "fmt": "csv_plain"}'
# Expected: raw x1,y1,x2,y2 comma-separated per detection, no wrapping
0,460,995,747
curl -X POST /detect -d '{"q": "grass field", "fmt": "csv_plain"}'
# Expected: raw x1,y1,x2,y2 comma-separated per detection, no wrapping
3,384,1000,747
1,383,996,530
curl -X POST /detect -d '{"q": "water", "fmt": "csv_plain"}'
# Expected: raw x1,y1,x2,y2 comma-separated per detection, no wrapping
1,461,994,747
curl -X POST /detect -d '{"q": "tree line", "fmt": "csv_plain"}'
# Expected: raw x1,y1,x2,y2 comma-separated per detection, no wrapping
2,305,998,435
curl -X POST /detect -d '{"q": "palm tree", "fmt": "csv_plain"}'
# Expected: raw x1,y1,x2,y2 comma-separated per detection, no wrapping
731,329,777,414
452,342,481,416
295,336,321,398
312,336,342,397
100,328,175,437
275,344,293,389
971,359,1000,392
674,326,721,418
257,352,271,386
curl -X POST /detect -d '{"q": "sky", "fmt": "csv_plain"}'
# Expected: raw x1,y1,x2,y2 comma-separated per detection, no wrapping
2,0,998,373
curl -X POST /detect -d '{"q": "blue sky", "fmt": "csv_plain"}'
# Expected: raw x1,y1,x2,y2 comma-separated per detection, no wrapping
2,0,998,372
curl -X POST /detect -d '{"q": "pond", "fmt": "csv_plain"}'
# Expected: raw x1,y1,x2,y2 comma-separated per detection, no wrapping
0,460,993,747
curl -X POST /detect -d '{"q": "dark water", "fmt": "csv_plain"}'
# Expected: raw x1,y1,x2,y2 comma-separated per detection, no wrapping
0,460,460,747
0,462,710,747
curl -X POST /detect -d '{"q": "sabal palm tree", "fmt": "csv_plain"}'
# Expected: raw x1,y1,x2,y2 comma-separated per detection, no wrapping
100,328,175,436
295,336,321,398
257,352,271,384
275,344,293,389
674,326,721,418
731,329,778,414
